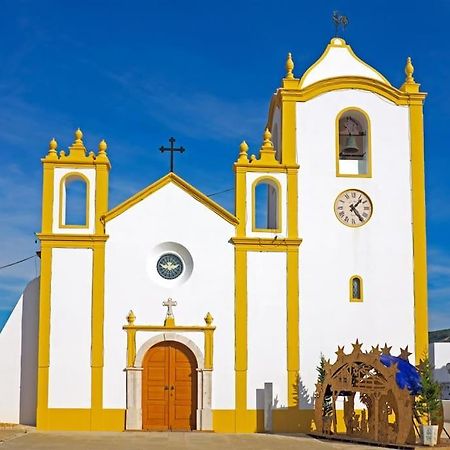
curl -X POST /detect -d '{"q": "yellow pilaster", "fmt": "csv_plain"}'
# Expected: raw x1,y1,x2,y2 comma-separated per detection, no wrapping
281,99,297,166
410,101,428,363
36,244,52,429
400,58,428,363
286,247,299,406
234,247,247,426
204,312,214,370
235,167,247,237
91,241,106,428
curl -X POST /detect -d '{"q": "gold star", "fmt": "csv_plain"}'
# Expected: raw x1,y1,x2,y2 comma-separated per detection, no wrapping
399,346,412,360
335,346,346,359
352,339,363,353
381,343,392,355
370,345,381,356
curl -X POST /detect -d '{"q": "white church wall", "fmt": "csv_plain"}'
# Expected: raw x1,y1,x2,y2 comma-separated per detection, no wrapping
0,277,39,424
48,248,93,408
52,167,96,235
247,251,287,408
103,182,235,410
246,172,287,239
0,295,23,423
296,89,415,402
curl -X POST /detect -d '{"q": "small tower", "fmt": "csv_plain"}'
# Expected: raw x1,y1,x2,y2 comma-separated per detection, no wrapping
36,130,111,429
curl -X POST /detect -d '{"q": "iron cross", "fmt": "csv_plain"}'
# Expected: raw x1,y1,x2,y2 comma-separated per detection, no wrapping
162,298,177,318
159,137,185,172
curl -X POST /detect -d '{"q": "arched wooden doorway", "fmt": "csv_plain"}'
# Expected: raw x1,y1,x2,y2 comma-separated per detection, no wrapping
142,341,197,431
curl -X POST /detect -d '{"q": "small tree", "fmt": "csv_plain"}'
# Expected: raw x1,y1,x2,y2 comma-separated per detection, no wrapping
415,358,442,426
316,354,333,416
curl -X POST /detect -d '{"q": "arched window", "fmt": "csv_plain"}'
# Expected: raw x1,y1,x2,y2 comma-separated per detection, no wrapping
253,178,280,232
60,174,89,227
349,275,363,302
337,109,371,177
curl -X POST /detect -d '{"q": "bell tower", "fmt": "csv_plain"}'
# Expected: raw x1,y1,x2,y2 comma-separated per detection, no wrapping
36,129,111,429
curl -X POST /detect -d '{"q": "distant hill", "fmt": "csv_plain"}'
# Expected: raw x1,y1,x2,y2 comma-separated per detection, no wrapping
429,329,450,343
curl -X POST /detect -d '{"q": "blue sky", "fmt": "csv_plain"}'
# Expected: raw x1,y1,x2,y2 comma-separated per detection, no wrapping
0,0,448,331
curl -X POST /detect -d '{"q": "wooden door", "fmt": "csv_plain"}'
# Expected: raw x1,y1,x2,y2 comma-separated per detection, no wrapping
142,341,197,431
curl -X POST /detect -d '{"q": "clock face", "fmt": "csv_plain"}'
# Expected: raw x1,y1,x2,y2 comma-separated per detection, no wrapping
157,253,184,280
334,189,373,227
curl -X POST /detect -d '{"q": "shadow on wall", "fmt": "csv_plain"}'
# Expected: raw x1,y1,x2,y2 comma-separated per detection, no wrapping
19,277,40,425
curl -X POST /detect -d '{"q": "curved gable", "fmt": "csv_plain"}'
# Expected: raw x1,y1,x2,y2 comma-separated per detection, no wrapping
300,38,391,88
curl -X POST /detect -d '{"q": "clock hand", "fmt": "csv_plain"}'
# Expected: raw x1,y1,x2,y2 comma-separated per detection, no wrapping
350,205,364,222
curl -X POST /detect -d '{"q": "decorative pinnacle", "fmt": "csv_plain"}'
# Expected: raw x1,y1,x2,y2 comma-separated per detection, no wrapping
204,312,214,326
260,128,274,151
126,310,136,325
98,139,107,154
405,56,414,83
49,137,58,152
286,52,294,79
75,128,83,142
239,140,249,155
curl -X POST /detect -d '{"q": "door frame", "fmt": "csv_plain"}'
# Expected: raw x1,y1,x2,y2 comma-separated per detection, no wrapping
125,332,213,431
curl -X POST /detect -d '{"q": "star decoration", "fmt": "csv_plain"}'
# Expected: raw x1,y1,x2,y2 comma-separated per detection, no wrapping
399,346,412,360
370,345,381,356
352,339,363,353
381,343,392,355
417,359,427,372
335,346,346,359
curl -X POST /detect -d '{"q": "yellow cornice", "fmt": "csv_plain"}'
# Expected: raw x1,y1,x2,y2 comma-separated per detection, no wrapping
230,237,302,252
104,172,239,225
37,233,109,243
276,76,426,106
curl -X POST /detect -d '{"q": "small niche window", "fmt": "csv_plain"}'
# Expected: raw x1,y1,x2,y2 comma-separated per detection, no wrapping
350,276,363,302
253,178,280,231
337,109,370,176
61,174,89,227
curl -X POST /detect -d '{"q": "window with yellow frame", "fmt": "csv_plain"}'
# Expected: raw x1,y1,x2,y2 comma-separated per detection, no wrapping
349,275,363,302
252,177,281,232
59,173,90,228
336,108,371,178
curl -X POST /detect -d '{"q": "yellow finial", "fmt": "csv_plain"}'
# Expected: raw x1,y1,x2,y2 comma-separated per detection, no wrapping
285,52,294,79
49,137,58,152
98,139,107,154
75,128,83,142
405,56,414,83
126,310,136,325
204,312,214,326
237,140,249,163
263,128,272,144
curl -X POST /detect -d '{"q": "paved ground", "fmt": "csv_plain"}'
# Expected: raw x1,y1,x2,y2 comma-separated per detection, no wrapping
0,431,395,450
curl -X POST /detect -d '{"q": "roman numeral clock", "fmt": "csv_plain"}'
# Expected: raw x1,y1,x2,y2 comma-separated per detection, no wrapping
334,189,373,227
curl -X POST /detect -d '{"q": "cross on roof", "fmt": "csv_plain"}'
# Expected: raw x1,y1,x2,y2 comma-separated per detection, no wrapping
162,298,177,318
159,137,185,173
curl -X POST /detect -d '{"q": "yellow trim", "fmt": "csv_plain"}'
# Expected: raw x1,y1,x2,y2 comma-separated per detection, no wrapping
286,247,299,406
123,319,216,370
335,107,372,178
251,176,282,233
58,172,90,229
41,164,55,234
95,161,109,235
234,247,247,418
105,172,238,225
333,188,373,228
38,408,125,431
349,275,364,302
36,246,52,429
409,101,428,363
231,237,301,252
91,241,106,426
235,167,247,237
299,38,391,88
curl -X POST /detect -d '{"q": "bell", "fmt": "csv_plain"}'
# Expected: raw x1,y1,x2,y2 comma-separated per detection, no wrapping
342,135,359,153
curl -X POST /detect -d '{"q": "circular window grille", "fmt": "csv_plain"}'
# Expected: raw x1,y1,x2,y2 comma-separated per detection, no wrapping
156,253,184,280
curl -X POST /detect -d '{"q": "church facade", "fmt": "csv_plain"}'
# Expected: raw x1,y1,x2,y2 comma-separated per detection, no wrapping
0,37,428,432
